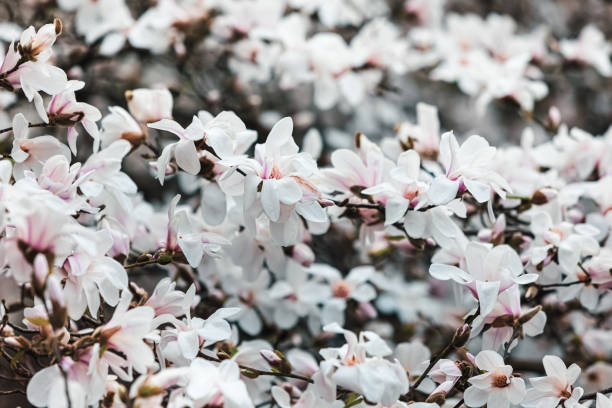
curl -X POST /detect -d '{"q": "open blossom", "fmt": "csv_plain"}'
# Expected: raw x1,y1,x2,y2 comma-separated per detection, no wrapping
472,285,546,352
464,350,526,408
560,25,612,77
159,307,239,363
61,230,128,320
222,117,328,245
125,88,173,123
186,358,254,408
430,242,538,316
10,113,70,178
522,355,584,408
429,132,511,205
309,263,376,326
149,117,205,183
320,323,409,405
1,19,68,104
37,80,101,154
96,292,155,377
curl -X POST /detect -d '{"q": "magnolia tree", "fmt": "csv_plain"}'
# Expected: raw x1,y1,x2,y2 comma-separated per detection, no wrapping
0,0,611,407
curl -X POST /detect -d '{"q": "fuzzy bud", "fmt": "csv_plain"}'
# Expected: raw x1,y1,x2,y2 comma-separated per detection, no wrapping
32,254,50,298
261,350,292,375
292,243,314,267
453,324,471,348
518,305,542,325
425,392,446,405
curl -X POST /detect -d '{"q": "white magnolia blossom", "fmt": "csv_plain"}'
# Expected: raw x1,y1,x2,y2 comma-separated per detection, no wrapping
0,8,608,408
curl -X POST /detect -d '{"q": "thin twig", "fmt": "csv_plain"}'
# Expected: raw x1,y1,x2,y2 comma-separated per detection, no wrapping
0,122,52,134
199,353,313,383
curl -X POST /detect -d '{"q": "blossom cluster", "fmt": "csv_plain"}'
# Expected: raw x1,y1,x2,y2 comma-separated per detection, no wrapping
0,2,610,408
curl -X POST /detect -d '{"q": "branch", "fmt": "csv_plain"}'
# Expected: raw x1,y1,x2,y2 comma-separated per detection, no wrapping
0,122,52,135
580,386,612,402
198,353,313,384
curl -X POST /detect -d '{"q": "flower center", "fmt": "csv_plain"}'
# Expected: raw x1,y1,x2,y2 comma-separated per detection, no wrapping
332,281,351,298
493,374,509,388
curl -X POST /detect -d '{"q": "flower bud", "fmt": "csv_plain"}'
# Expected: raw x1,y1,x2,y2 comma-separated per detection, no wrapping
518,305,542,325
425,392,446,405
524,285,539,300
32,253,50,297
292,243,314,267
548,106,561,130
453,324,471,348
261,350,292,375
531,188,557,205
241,367,260,379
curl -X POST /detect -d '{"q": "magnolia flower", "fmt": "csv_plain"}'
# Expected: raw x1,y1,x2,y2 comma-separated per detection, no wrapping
429,132,511,205
10,113,70,178
27,360,88,408
361,149,429,226
390,102,441,159
101,106,144,147
309,264,376,326
472,285,546,352
37,80,101,154
321,323,409,405
164,195,230,268
430,242,538,316
267,260,331,330
125,88,173,123
186,359,254,408
97,292,155,377
61,230,128,320
560,25,611,77
464,350,526,408
2,20,68,104
522,355,584,408
222,117,327,245
158,307,239,363
149,117,204,184
145,278,196,319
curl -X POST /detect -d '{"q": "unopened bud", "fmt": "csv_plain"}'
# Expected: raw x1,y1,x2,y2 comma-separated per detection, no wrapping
32,254,50,297
355,301,377,320
518,305,542,325
261,350,292,375
567,208,584,224
292,243,314,267
47,276,67,329
524,285,539,300
425,392,446,405
157,252,173,265
548,106,561,130
531,188,557,205
241,367,260,379
54,18,63,35
478,229,492,242
453,324,471,347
